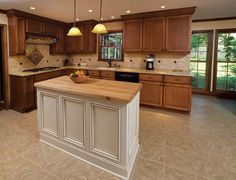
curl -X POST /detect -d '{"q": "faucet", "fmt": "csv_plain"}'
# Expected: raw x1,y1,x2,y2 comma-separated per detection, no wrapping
106,59,112,67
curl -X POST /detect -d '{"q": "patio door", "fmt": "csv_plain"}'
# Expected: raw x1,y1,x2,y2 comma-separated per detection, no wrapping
214,29,236,94
190,31,213,93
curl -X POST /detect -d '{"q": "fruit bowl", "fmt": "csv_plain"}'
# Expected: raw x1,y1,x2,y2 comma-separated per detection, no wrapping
69,70,89,83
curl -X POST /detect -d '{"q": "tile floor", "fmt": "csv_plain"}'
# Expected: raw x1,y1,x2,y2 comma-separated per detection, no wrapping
0,95,236,180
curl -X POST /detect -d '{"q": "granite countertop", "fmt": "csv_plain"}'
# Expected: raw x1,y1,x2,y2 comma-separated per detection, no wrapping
34,76,143,103
9,66,192,77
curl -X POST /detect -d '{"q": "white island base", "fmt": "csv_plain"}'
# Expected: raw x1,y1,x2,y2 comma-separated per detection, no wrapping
36,82,140,179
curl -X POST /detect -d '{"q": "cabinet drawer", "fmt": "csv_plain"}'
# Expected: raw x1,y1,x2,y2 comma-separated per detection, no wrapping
87,70,100,78
139,74,163,82
34,70,62,82
101,71,115,78
164,75,192,84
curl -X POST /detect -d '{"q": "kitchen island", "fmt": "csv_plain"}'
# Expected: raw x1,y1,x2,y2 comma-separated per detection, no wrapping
34,76,142,180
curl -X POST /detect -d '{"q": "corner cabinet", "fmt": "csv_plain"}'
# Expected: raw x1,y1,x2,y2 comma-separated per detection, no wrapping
123,19,143,51
165,15,191,52
50,25,64,54
7,16,26,56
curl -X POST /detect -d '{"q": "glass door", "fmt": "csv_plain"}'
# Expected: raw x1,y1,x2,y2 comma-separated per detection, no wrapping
214,30,236,93
190,31,213,93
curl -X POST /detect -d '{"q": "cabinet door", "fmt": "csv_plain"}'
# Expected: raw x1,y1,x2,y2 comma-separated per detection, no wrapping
123,19,142,51
165,15,191,52
143,17,165,51
140,81,163,107
50,26,64,54
63,27,77,53
8,16,26,56
43,23,56,35
163,83,192,111
26,19,43,33
81,25,93,52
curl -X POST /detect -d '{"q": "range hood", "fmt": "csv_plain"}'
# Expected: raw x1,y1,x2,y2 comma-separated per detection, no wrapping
26,33,57,45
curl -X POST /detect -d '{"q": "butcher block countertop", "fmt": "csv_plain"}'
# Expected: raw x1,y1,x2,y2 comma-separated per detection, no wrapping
34,76,143,103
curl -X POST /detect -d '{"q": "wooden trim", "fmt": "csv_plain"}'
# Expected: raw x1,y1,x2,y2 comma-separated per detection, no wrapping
0,9,7,14
121,7,196,20
193,16,236,23
102,19,123,23
98,30,124,62
0,26,10,109
6,9,66,26
213,29,236,94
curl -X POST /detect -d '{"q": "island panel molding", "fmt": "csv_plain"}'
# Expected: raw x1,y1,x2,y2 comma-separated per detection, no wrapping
35,77,141,179
62,96,86,148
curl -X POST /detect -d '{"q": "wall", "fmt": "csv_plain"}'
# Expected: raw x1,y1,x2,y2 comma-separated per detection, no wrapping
69,21,190,71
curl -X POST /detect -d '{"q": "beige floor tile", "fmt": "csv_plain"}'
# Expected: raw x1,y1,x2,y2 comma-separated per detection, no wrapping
164,166,196,180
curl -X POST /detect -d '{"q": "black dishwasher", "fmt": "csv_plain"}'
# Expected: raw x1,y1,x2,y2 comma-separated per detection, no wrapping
115,72,139,83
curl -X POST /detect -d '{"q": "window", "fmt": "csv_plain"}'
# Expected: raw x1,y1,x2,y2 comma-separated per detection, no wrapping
99,31,123,61
190,31,213,92
215,30,236,92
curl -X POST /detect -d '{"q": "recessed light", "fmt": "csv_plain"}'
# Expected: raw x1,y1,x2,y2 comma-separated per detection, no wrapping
30,7,36,10
161,5,166,9
111,16,115,19
76,18,80,21
126,10,131,14
100,17,103,21
88,9,93,12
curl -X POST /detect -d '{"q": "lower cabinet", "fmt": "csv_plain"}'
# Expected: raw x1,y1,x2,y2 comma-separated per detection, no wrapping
163,83,192,111
140,81,163,107
87,70,100,79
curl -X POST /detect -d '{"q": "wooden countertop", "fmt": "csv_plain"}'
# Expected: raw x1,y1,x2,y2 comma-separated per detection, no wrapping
34,76,143,103
9,66,192,77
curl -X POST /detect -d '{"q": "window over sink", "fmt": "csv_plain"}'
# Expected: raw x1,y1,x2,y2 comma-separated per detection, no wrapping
99,31,123,61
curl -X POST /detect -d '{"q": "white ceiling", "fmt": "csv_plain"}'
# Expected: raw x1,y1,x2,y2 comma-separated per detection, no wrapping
0,0,235,22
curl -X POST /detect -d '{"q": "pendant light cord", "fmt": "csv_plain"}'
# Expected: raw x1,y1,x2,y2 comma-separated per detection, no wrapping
74,0,76,26
100,0,102,23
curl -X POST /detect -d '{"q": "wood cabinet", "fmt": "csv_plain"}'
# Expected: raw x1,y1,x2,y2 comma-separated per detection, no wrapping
123,15,192,52
140,74,163,107
10,75,35,112
123,19,143,51
50,25,64,54
34,70,63,82
43,23,57,35
8,16,26,56
100,71,115,80
163,75,192,111
143,17,165,51
26,19,43,33
166,15,191,51
87,70,100,79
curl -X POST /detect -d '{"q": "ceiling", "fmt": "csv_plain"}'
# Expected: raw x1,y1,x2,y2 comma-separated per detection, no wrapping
0,0,235,22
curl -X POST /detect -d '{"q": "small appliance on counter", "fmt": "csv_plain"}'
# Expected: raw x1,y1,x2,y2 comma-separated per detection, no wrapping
146,54,154,70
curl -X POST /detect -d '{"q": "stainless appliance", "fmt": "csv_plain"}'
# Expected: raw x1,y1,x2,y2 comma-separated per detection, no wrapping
26,33,57,45
115,72,139,83
146,54,154,70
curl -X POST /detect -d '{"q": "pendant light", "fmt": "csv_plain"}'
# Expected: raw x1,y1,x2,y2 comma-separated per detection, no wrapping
92,0,108,34
67,0,82,36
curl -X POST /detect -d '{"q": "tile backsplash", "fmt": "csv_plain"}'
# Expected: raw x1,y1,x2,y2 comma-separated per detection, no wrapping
9,45,190,73
68,52,190,71
9,45,65,73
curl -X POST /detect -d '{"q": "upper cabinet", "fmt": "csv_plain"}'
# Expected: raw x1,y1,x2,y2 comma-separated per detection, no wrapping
50,25,64,55
26,19,43,33
143,17,165,51
165,15,191,51
8,16,26,56
122,7,195,53
123,20,143,51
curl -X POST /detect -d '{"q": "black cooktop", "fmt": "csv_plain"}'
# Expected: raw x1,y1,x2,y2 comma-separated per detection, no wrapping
23,67,59,72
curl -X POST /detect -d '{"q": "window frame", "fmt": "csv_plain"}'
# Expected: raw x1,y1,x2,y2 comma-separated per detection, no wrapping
191,30,213,94
98,30,124,62
213,28,236,94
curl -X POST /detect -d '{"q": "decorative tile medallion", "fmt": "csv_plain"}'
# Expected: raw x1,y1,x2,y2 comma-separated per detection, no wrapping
27,48,44,66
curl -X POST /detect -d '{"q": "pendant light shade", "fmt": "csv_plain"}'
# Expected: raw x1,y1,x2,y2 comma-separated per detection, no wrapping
67,0,82,36
92,0,107,34
91,23,107,34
